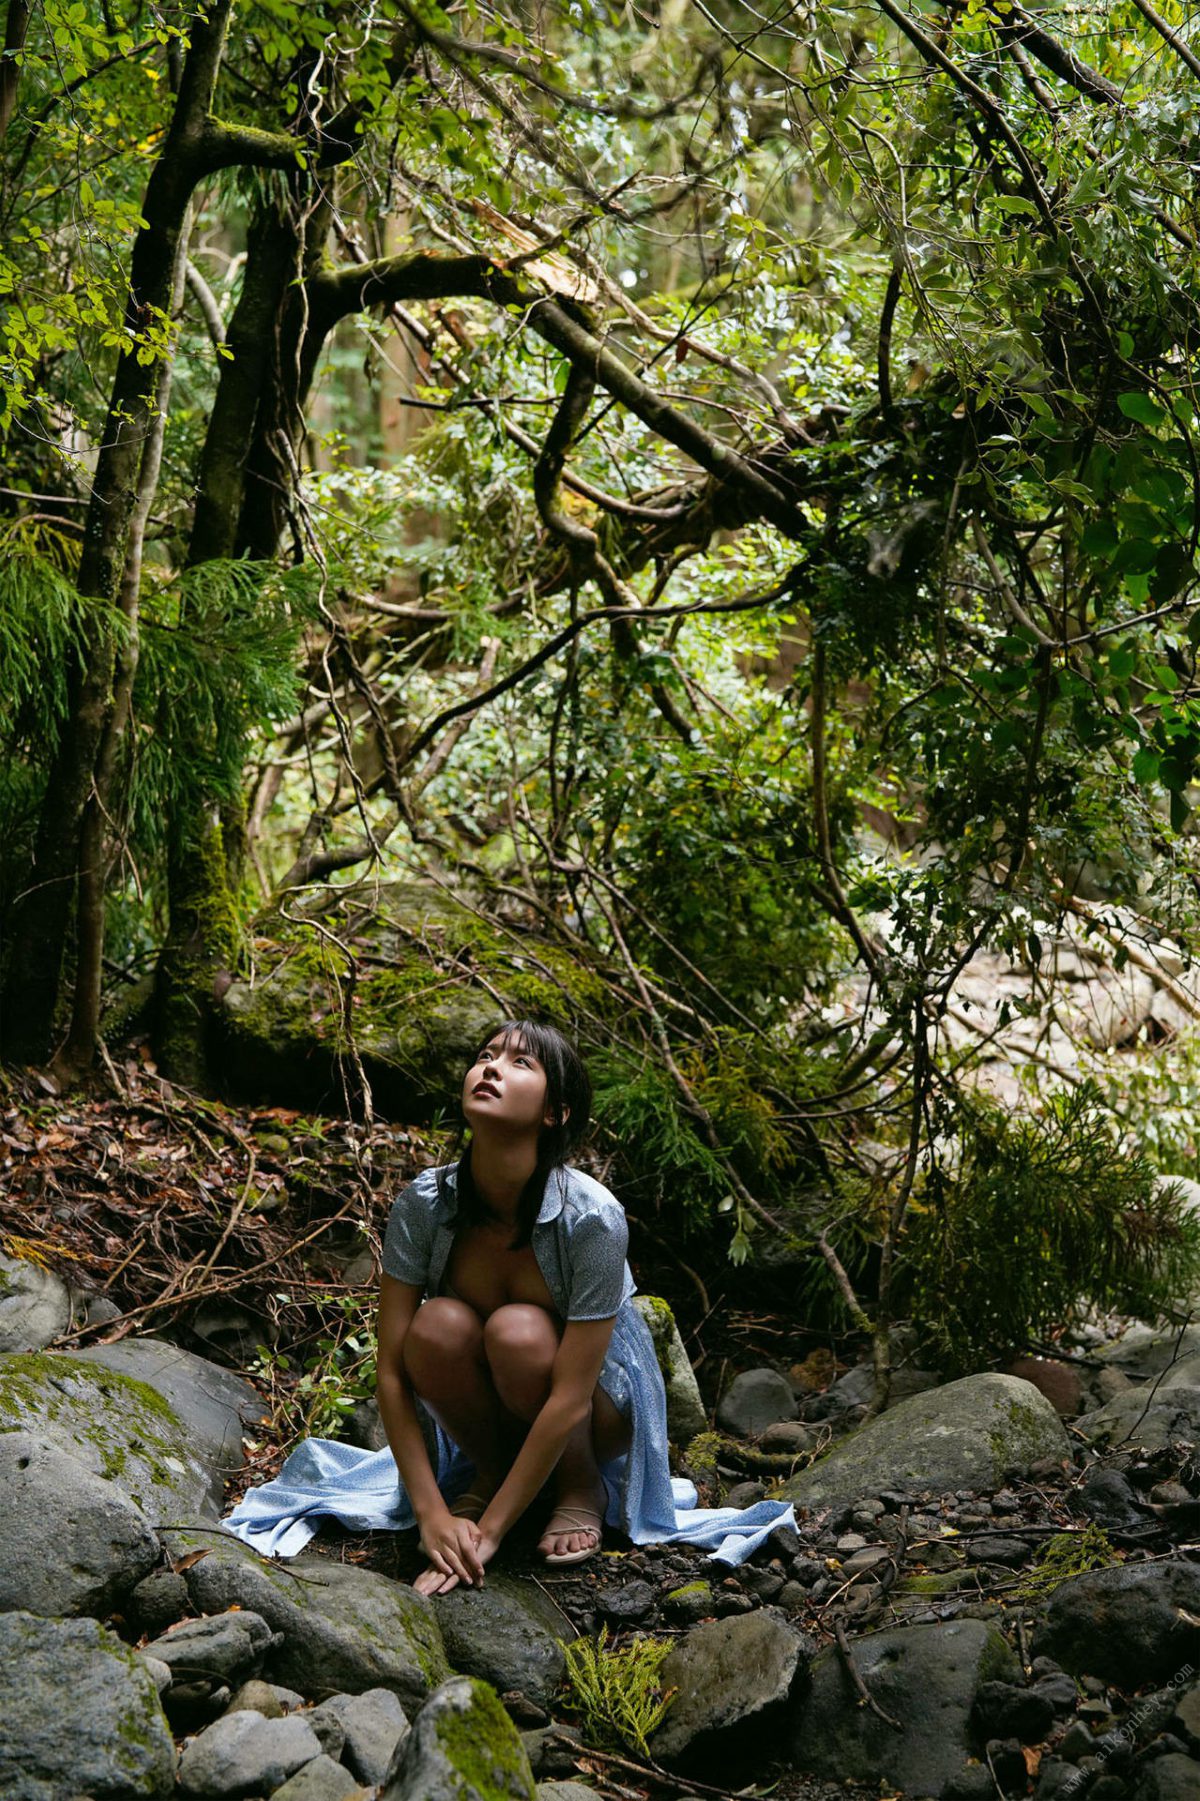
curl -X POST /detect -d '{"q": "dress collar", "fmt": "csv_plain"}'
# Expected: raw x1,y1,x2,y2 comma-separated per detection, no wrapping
439,1160,567,1226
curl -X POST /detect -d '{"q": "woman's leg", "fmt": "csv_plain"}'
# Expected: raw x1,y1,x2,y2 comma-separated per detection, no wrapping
483,1304,632,1558
401,1297,512,1495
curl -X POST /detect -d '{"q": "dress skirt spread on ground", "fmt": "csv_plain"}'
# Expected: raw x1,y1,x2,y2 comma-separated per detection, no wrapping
221,1297,797,1565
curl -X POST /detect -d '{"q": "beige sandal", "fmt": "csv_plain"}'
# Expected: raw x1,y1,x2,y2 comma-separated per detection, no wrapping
448,1490,491,1522
539,1505,603,1567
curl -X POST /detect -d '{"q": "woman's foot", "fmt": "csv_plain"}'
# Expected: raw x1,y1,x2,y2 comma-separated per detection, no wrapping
537,1479,607,1566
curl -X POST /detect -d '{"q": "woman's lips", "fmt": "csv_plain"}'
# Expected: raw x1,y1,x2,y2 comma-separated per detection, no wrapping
473,1082,499,1098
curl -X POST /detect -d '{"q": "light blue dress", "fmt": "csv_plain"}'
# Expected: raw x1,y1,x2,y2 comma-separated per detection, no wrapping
221,1162,795,1564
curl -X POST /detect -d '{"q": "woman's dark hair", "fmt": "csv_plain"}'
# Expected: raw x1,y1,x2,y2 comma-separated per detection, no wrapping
438,1019,592,1247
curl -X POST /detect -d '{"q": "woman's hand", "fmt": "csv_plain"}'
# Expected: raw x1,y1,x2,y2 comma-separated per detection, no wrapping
413,1510,490,1596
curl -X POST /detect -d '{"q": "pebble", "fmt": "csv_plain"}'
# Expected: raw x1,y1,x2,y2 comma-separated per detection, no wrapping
597,1581,656,1624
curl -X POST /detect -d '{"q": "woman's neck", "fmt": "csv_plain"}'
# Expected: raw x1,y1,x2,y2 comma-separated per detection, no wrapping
467,1128,540,1222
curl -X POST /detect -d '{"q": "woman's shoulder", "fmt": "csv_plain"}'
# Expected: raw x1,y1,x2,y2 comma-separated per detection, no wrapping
558,1164,625,1221
392,1162,456,1210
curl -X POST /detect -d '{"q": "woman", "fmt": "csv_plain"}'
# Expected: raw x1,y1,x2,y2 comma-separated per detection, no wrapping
220,1018,795,1572
377,1017,649,1595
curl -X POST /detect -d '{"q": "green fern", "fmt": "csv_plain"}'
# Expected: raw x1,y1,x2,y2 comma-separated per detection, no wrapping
1011,1525,1119,1603
561,1626,676,1758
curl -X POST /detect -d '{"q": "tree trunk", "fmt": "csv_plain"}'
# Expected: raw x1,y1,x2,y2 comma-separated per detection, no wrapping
0,0,235,1062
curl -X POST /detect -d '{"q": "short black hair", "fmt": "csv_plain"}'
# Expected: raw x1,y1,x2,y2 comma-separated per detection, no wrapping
441,1018,592,1247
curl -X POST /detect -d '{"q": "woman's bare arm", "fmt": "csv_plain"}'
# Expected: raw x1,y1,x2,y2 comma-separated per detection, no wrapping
375,1275,484,1584
479,1314,617,1544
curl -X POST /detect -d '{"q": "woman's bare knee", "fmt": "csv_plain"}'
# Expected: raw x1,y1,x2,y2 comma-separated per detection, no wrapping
403,1298,483,1387
483,1304,559,1412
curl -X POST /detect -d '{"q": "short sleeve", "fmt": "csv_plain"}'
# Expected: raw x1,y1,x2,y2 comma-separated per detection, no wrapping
564,1203,629,1321
382,1176,435,1286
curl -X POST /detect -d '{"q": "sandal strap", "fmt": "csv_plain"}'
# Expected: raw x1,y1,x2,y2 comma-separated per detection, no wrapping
542,1506,602,1537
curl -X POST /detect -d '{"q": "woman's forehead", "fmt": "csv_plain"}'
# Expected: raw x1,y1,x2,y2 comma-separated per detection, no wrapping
484,1028,541,1061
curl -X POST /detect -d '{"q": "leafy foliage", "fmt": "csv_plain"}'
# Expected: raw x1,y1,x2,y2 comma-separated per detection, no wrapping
561,1626,676,1759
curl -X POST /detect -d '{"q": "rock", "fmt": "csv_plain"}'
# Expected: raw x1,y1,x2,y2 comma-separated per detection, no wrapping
1135,1754,1200,1800
759,1421,814,1454
782,1374,1071,1515
1094,1324,1200,1379
271,1756,368,1801
168,1528,450,1709
0,1250,73,1352
1033,1562,1200,1686
227,1678,298,1718
789,1617,1020,1796
431,1575,576,1710
597,1581,656,1624
965,1535,1031,1568
73,1337,267,1483
943,1766,997,1799
0,1429,160,1616
1003,1357,1084,1417
0,1348,221,1523
143,1609,280,1686
0,1608,176,1800
128,1567,192,1636
381,1675,537,1799
536,1788,597,1801
1074,1383,1200,1452
974,1679,1057,1742
1173,1680,1200,1740
663,1581,715,1625
520,1724,582,1777
633,1297,707,1444
1073,1467,1151,1530
648,1608,812,1772
307,1689,409,1784
219,883,513,1120
177,1709,323,1798
140,1655,172,1694
724,1479,765,1508
715,1368,797,1438
814,1363,940,1416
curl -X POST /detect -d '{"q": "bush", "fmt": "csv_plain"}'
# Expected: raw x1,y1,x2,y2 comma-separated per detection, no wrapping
898,1083,1200,1375
561,1626,676,1758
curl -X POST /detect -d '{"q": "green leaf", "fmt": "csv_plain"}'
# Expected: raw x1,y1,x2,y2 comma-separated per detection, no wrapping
1132,747,1160,785
1118,392,1168,429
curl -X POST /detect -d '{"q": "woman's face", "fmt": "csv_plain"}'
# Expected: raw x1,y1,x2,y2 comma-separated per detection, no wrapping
462,1032,554,1134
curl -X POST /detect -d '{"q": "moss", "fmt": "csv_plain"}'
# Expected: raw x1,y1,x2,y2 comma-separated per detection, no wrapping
977,1626,1021,1685
434,1677,534,1798
158,811,244,1083
665,1581,712,1602
0,1351,192,1499
895,1571,971,1595
637,1296,677,1380
684,1431,720,1476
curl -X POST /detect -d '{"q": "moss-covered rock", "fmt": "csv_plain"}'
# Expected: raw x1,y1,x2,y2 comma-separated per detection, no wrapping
380,1674,537,1800
780,1373,1070,1516
633,1296,706,1445
218,882,609,1119
431,1574,576,1710
0,1608,176,1800
0,1349,220,1524
166,1527,450,1710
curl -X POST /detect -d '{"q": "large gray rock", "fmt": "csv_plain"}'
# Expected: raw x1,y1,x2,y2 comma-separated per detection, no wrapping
0,1608,176,1800
782,1374,1070,1514
0,1348,220,1522
716,1368,797,1438
1093,1323,1200,1378
307,1688,409,1784
789,1617,1020,1796
1032,1561,1200,1686
143,1609,280,1686
0,1251,73,1352
1073,1383,1200,1452
177,1709,323,1798
168,1528,450,1708
0,1429,159,1616
381,1675,537,1800
633,1297,706,1444
432,1575,577,1709
1135,1754,1200,1800
649,1608,812,1772
74,1337,267,1482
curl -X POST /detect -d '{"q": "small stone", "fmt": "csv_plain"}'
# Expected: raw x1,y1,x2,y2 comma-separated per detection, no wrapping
942,1766,996,1799
767,1525,801,1559
759,1421,813,1454
597,1582,655,1624
974,1679,1056,1742
1059,1721,1098,1761
144,1608,279,1688
1150,1480,1192,1507
1003,1356,1083,1417
178,1710,323,1798
841,1547,890,1578
985,1738,1028,1790
128,1568,192,1637
226,1679,298,1718
1137,1753,1200,1800
664,1582,715,1625
1032,1673,1080,1716
776,1581,808,1615
520,1723,583,1778
724,1480,766,1508
714,1591,755,1616
271,1755,366,1801
740,1567,784,1602
965,1535,1031,1567
836,1532,869,1553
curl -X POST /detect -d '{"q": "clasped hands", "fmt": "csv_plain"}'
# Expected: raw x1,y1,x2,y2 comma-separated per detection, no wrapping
414,1508,500,1596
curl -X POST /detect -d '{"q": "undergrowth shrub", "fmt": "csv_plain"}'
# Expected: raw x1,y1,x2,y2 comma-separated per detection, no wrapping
1011,1524,1119,1603
561,1627,676,1757
899,1083,1200,1375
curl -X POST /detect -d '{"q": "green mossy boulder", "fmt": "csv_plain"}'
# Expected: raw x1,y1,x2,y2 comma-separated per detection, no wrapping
219,882,607,1120
781,1373,1070,1516
0,1349,221,1524
380,1675,537,1800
